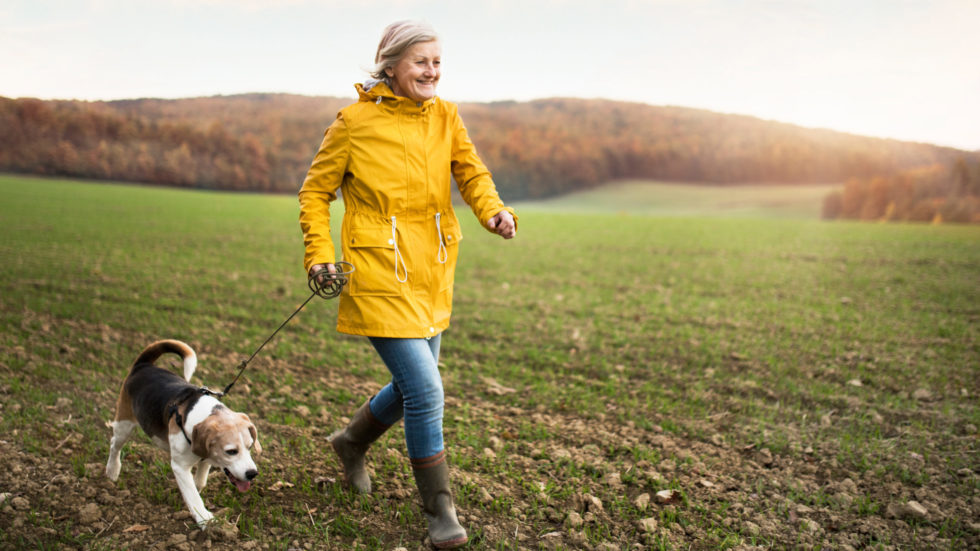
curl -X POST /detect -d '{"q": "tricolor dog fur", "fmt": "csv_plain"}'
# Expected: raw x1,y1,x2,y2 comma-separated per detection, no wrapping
106,339,261,527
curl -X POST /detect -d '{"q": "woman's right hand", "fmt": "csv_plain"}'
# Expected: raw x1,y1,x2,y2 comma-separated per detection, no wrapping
309,263,338,286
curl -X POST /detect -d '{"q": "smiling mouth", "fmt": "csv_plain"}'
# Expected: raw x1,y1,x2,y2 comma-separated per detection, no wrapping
224,468,252,492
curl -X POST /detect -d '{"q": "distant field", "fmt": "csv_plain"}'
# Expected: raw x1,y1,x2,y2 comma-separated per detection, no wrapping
1,174,978,550
515,180,842,219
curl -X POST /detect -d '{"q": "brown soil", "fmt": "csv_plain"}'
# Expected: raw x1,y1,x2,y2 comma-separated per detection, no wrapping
1,328,978,550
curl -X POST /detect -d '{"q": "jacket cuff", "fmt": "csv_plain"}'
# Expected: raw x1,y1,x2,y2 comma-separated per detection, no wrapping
304,255,337,274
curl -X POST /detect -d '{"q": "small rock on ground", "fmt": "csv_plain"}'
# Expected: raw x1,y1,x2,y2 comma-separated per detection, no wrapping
77,503,101,524
638,517,658,533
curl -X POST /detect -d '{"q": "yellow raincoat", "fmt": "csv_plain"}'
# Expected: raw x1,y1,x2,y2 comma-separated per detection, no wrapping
299,81,517,338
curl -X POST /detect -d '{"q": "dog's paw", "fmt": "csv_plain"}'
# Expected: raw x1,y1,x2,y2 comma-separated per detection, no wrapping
207,519,240,540
194,512,216,530
195,516,241,541
105,460,120,481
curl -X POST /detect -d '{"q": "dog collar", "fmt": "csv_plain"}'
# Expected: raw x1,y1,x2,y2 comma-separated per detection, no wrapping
168,387,225,446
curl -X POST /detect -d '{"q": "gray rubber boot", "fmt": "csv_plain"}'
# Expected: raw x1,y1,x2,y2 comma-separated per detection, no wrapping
411,452,468,549
329,400,391,493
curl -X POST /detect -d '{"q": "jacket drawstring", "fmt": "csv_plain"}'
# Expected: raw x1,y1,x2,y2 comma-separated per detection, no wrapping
435,213,448,264
391,216,408,283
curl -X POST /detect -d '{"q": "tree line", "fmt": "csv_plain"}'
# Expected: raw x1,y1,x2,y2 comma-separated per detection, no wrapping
822,158,980,223
0,95,347,192
2,93,978,222
459,99,976,202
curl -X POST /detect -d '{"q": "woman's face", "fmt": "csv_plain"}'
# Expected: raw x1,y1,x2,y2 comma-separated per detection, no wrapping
386,40,441,103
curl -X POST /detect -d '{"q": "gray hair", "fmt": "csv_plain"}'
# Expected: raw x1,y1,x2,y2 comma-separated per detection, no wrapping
370,20,439,82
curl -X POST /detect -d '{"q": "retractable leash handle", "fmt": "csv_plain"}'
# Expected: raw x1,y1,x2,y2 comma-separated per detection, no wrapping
221,261,355,395
309,261,355,299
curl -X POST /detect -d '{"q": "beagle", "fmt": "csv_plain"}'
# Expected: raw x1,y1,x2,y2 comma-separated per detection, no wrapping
105,339,261,527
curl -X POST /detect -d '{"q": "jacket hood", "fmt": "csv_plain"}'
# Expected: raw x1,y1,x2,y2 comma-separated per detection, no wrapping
356,80,396,102
356,80,438,106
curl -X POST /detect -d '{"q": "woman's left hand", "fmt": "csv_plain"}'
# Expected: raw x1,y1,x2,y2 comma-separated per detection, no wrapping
487,211,516,239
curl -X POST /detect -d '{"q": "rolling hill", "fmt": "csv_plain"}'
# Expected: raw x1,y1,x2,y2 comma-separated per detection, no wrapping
2,93,976,203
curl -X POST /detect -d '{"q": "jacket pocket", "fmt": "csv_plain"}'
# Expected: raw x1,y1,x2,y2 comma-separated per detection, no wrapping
346,225,401,297
436,214,463,291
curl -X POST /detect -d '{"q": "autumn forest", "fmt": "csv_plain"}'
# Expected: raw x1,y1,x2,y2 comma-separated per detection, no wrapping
1,93,978,222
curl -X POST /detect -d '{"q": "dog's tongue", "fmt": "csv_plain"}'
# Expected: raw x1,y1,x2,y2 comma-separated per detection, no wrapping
226,469,252,492
233,478,251,492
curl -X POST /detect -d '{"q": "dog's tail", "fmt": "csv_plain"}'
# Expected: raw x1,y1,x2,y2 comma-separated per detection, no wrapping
133,339,198,382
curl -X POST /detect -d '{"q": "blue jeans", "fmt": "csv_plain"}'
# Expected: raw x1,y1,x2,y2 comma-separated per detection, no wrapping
367,335,444,459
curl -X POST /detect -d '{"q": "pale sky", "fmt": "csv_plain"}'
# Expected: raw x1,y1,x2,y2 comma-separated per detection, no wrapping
2,0,978,150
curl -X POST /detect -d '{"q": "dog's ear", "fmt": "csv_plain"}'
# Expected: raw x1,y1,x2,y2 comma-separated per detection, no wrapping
191,418,216,459
240,413,261,454
250,424,262,455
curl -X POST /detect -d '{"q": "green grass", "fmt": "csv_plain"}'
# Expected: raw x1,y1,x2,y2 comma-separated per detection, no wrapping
1,174,978,550
514,179,842,218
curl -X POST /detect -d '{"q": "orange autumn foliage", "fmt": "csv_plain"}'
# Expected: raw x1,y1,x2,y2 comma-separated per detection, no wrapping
2,94,978,221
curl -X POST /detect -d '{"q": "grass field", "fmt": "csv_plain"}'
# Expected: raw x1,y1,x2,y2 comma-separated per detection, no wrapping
514,180,841,219
1,174,978,550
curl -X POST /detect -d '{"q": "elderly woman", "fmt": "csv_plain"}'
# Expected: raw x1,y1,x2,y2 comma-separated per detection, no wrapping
298,20,516,548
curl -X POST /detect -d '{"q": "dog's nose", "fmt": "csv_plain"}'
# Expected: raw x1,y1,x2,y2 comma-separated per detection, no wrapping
245,469,258,481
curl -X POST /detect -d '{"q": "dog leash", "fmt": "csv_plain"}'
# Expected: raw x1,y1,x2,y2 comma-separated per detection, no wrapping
221,262,355,395
168,262,354,442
